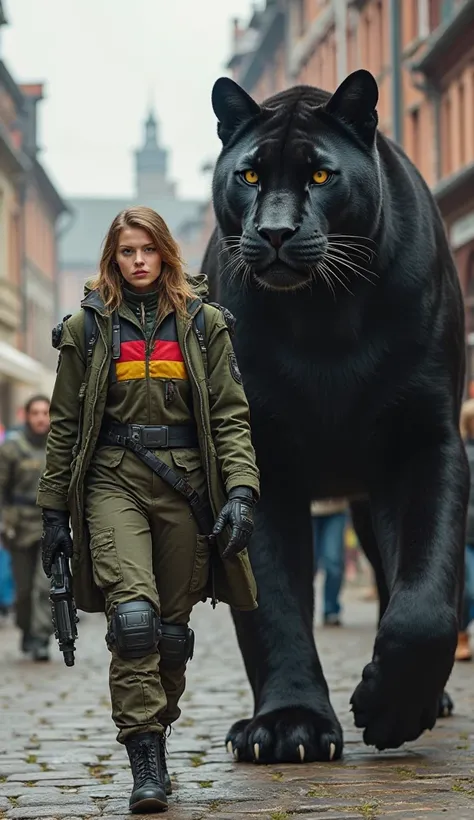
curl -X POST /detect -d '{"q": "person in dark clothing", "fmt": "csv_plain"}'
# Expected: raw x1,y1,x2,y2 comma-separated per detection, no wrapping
455,399,474,661
0,396,53,660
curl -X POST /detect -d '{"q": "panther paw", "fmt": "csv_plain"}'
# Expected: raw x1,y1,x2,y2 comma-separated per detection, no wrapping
225,706,343,764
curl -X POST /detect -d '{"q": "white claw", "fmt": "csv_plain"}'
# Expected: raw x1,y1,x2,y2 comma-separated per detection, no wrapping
226,741,233,755
233,748,239,762
329,742,336,761
298,744,305,762
254,743,260,761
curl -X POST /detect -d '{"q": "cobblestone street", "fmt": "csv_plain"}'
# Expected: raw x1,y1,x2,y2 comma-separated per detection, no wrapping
1,580,474,820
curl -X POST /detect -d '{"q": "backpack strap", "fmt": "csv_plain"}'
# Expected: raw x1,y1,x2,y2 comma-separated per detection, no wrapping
83,307,121,363
192,301,236,381
193,308,208,379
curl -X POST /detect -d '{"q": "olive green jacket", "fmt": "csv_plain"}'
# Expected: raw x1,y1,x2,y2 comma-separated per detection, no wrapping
37,275,260,613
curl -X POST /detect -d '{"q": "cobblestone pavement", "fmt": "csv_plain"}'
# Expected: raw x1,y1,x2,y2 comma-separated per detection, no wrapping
1,580,474,820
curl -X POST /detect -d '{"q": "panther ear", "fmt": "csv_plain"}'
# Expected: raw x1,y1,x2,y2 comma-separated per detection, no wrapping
212,78,261,145
324,70,378,145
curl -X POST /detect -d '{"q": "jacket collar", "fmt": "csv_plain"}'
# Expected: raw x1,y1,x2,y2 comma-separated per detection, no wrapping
81,287,203,321
81,289,107,315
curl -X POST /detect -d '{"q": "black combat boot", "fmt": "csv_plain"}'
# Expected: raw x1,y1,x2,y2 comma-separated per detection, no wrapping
158,733,172,795
125,732,168,813
21,632,33,654
31,638,50,662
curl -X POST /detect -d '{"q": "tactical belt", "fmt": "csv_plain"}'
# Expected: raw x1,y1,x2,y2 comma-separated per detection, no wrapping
99,420,213,537
100,421,198,449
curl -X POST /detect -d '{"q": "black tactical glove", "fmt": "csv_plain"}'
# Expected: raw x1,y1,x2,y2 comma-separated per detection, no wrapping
213,487,255,559
41,509,73,577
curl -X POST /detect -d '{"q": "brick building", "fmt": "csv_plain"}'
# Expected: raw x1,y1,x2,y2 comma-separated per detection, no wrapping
198,0,474,385
0,3,67,427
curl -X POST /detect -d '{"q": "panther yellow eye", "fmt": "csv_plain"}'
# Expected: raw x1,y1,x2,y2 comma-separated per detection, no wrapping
243,169,259,185
312,170,330,184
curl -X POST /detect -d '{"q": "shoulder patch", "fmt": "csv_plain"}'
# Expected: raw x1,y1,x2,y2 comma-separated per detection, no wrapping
228,351,242,385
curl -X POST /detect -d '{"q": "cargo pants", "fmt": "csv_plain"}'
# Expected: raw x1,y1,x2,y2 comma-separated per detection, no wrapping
85,445,210,743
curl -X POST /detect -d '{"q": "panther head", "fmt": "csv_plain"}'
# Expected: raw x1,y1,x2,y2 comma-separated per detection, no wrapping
211,70,382,292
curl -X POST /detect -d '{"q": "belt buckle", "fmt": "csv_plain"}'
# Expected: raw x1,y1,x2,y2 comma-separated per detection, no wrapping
129,424,142,444
144,426,169,448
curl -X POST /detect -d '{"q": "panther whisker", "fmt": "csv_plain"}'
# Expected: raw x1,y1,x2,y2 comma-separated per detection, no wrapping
323,258,354,296
328,233,378,248
315,262,336,300
218,234,243,246
325,247,378,277
325,252,378,286
327,241,373,263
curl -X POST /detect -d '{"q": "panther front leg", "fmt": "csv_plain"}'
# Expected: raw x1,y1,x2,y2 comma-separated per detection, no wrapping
226,493,343,764
351,431,469,750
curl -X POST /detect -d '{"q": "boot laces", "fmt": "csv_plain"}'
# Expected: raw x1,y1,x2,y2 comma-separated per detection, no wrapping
133,740,159,786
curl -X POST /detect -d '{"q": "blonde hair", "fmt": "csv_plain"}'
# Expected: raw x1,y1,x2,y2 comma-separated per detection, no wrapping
90,206,195,322
460,399,474,440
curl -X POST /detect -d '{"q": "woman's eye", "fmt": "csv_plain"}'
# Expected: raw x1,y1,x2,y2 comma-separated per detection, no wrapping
145,247,156,253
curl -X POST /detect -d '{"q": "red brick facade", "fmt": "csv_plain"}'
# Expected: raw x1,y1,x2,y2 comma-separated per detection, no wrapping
0,34,66,425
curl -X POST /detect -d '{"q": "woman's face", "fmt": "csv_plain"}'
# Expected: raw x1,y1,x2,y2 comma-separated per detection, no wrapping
115,226,162,293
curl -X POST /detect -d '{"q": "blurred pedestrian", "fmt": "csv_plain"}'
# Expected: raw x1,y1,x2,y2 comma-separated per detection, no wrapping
38,206,259,813
455,399,474,661
311,499,348,626
0,396,53,660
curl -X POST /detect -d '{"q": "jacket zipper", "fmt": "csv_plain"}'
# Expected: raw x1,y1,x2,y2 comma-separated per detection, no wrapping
183,312,214,513
139,301,153,423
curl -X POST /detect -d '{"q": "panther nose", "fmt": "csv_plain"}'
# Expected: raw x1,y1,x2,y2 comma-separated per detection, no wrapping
257,225,297,249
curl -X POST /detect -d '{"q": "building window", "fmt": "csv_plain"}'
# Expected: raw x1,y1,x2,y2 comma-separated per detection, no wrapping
429,0,442,30
441,93,452,176
459,79,465,165
466,253,474,396
410,107,421,168
408,0,430,42
377,0,385,69
418,0,430,38
295,0,305,37
441,0,455,24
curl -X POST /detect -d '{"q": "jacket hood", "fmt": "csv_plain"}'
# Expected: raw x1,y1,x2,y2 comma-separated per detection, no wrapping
189,273,209,300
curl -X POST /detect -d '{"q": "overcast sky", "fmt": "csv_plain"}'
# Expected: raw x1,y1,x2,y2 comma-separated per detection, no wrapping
2,0,254,201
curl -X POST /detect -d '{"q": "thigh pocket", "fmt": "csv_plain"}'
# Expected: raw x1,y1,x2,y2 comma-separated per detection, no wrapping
89,528,123,588
189,534,210,593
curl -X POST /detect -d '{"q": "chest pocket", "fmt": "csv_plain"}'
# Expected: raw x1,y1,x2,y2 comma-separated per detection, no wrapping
110,314,188,384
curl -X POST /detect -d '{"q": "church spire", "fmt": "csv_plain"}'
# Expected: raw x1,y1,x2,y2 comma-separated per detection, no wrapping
144,109,158,146
134,105,174,200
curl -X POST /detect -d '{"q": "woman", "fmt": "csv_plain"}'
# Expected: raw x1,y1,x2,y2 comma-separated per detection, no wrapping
37,207,259,814
455,399,474,661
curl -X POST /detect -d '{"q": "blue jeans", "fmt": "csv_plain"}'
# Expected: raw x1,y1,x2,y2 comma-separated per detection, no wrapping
461,544,474,630
312,512,346,618
0,545,15,609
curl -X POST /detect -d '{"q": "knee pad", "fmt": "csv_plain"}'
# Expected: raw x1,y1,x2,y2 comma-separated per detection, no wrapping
107,600,161,659
160,622,195,667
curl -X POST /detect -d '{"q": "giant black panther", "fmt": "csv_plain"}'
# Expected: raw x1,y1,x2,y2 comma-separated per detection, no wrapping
201,69,469,763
